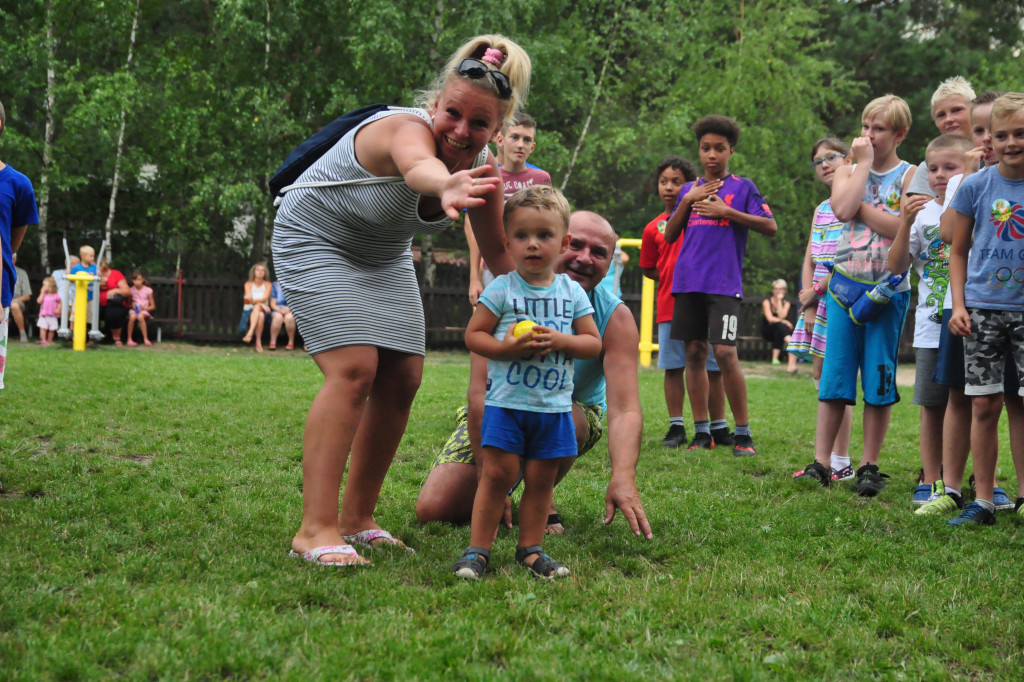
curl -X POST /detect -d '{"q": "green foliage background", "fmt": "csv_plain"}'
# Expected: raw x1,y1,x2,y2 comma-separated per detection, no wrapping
1,0,1022,294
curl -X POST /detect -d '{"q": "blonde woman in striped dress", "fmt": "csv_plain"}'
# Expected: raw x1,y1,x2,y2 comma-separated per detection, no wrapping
274,35,530,566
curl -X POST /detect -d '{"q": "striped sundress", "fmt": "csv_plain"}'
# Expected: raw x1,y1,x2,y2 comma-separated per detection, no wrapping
272,107,488,356
787,199,845,360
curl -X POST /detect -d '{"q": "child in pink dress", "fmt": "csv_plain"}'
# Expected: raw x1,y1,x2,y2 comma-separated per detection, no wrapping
126,270,155,346
35,276,61,345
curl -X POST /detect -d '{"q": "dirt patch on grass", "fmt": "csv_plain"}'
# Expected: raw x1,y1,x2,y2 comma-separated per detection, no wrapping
743,362,915,387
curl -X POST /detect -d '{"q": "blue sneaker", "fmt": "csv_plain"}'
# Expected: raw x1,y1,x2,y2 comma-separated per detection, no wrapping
912,484,932,505
947,501,996,526
993,487,1014,511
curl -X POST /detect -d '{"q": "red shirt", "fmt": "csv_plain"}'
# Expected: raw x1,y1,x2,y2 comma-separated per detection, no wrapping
100,269,129,306
639,212,682,323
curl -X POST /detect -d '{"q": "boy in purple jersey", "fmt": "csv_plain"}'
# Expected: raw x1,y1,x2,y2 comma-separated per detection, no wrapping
664,115,778,456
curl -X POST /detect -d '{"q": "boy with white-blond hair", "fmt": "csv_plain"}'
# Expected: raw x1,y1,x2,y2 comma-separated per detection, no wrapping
930,76,976,135
946,92,1024,526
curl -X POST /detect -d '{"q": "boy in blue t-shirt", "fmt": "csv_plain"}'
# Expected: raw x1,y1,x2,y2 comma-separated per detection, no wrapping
1,97,40,394
453,185,602,580
947,92,1024,526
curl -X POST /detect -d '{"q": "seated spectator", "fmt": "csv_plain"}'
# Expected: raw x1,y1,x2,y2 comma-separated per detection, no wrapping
126,269,155,346
70,245,98,330
9,252,30,342
98,259,131,346
761,279,797,372
269,280,296,350
35,276,61,345
241,263,271,353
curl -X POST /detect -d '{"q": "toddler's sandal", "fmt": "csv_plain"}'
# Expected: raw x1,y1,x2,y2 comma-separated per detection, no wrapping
453,546,490,580
515,544,570,579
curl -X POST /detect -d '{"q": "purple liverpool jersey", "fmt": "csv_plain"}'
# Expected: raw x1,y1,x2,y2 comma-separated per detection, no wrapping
670,174,772,299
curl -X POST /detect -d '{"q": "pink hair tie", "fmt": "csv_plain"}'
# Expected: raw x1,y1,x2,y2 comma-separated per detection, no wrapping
481,48,504,67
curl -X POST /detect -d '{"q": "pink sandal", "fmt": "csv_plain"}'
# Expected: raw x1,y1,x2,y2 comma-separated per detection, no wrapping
287,544,365,566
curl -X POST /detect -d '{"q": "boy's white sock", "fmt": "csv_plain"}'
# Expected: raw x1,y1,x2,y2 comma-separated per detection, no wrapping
945,486,961,497
976,499,995,512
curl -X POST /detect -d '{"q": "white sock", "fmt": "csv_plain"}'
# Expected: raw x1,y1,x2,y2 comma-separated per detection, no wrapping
945,487,960,497
830,454,850,471
976,499,995,512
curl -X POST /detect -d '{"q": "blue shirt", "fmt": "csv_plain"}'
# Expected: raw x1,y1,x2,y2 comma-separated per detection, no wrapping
70,263,98,301
573,283,622,412
271,281,287,308
479,271,594,413
0,165,39,307
951,165,1024,311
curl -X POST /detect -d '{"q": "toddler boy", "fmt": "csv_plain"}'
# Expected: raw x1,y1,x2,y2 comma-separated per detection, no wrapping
453,185,601,579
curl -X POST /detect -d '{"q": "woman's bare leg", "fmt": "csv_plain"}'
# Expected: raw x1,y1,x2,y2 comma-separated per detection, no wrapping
291,345,379,564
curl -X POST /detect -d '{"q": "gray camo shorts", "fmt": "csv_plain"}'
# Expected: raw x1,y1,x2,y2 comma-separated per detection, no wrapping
964,307,1024,397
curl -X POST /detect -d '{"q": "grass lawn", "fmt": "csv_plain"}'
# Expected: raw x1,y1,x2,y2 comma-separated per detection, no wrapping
2,343,1023,680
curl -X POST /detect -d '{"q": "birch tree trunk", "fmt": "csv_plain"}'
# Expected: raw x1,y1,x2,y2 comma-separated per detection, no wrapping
102,0,141,265
36,0,58,268
559,40,613,192
249,0,272,265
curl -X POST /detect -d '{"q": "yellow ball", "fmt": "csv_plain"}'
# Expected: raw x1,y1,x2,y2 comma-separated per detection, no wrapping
513,320,537,338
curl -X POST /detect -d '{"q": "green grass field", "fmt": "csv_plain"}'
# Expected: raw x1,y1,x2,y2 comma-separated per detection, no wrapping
2,344,1023,681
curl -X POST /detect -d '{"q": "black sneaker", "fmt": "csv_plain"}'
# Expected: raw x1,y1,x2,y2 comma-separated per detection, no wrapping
732,434,757,457
661,424,687,448
793,461,830,487
854,463,889,497
685,432,714,450
948,501,996,526
710,427,734,446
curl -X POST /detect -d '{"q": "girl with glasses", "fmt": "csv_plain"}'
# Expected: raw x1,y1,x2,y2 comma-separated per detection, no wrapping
790,138,855,482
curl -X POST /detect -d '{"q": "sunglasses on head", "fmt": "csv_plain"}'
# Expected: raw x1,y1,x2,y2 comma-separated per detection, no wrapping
455,58,512,100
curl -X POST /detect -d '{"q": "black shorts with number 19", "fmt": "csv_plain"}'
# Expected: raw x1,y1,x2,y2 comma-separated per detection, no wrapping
670,292,743,346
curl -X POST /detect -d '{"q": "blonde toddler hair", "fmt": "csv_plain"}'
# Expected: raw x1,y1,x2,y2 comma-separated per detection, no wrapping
503,185,570,231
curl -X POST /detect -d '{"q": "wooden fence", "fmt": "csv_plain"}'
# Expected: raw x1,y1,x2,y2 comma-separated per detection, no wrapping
18,265,916,361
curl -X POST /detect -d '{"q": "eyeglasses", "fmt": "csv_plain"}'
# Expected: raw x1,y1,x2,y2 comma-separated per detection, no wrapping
455,59,512,100
811,152,846,169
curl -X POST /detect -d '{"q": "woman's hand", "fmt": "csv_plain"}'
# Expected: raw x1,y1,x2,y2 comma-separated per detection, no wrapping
440,165,501,220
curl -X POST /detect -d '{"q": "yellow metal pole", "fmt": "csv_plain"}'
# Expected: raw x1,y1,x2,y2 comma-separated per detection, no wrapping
616,238,657,368
67,272,95,351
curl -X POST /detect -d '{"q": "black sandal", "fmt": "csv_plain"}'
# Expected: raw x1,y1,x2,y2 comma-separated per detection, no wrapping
546,513,562,526
515,544,570,579
453,546,490,580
